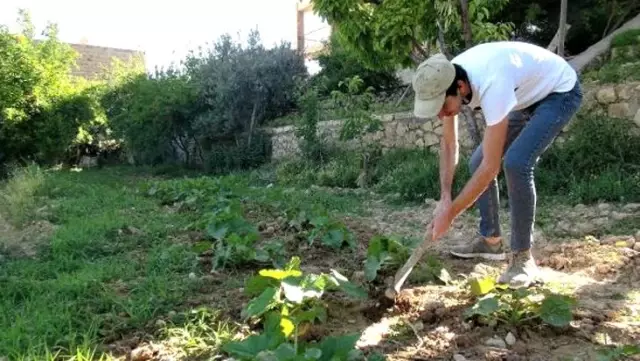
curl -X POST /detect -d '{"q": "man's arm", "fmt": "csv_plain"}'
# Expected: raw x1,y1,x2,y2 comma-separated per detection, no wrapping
439,115,459,201
450,118,509,217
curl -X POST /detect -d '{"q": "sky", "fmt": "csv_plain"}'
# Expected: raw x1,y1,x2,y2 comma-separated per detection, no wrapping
0,0,326,72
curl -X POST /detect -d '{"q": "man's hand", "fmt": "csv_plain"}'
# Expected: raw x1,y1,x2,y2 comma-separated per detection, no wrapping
433,195,452,217
432,201,454,241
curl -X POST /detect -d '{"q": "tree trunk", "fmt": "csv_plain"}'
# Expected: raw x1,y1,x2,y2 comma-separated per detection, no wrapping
459,0,473,49
436,20,452,59
558,0,568,57
547,24,572,52
569,13,640,73
461,106,482,146
247,99,259,147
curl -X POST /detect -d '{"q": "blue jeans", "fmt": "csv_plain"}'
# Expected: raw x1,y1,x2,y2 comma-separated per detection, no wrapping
469,80,583,252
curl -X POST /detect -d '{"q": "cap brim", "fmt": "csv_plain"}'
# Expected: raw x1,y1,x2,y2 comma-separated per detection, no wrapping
413,92,445,119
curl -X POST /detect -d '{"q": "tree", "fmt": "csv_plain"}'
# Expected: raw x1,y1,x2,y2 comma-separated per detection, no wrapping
311,0,513,70
497,0,640,56
312,32,401,96
0,10,98,166
557,0,568,56
311,0,513,148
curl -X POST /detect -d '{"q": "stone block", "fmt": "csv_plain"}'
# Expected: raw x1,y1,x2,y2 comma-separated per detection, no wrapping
596,87,617,104
396,122,408,136
634,109,640,128
381,114,394,122
394,111,413,120
421,121,434,132
424,132,440,147
608,102,631,118
616,84,632,100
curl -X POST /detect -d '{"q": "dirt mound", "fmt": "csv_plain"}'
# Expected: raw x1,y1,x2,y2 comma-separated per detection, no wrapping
0,213,56,258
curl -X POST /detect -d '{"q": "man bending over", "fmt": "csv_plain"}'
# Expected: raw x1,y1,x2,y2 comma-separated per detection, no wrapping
411,41,582,288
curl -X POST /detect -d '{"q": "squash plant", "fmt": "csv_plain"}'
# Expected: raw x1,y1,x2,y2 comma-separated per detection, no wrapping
224,257,373,360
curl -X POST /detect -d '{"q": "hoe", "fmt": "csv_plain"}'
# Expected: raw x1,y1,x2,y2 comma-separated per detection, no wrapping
384,223,434,300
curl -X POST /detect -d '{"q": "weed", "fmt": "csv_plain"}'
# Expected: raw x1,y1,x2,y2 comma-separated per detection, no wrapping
596,344,640,361
0,163,47,226
464,276,576,328
610,29,640,48
158,307,237,359
224,257,373,360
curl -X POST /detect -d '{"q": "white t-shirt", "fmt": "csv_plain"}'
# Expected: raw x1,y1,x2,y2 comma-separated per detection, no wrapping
451,41,578,126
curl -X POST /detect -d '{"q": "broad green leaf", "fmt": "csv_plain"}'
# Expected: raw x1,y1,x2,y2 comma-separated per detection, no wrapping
366,236,384,258
322,229,345,248
304,348,322,360
296,304,328,324
464,295,499,319
207,224,227,240
256,351,279,361
469,276,496,296
245,275,280,296
254,248,271,262
264,312,288,341
274,343,297,360
222,334,272,359
539,294,574,327
330,270,368,300
316,333,362,361
259,269,303,280
306,274,331,291
364,256,383,281
243,287,278,319
310,216,330,227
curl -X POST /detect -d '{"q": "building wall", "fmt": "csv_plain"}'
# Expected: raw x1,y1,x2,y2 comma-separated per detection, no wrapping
68,43,145,79
296,0,331,58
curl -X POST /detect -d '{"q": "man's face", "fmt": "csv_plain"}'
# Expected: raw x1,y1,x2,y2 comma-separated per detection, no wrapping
438,94,462,119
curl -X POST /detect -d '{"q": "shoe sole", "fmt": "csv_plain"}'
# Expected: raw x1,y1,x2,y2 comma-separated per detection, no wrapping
449,250,507,261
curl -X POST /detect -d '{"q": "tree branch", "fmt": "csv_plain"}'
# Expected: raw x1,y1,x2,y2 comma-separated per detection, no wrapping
411,37,429,60
569,12,640,72
459,0,473,49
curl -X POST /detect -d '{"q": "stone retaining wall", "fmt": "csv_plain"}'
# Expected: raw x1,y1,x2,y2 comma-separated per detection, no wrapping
582,80,640,128
268,111,477,159
268,81,640,160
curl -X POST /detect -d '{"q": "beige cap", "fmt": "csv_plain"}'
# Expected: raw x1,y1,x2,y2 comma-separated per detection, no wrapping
412,53,456,118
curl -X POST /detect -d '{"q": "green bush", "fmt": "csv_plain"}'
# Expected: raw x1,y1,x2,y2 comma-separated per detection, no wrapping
275,110,640,206
537,114,640,203
275,158,318,187
316,152,362,188
0,13,100,166
101,30,305,172
373,148,472,202
312,32,401,97
101,68,199,166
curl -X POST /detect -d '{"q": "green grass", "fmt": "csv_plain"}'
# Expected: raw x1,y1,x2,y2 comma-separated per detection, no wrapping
0,167,210,358
610,28,640,48
0,164,375,359
0,163,47,226
582,29,640,83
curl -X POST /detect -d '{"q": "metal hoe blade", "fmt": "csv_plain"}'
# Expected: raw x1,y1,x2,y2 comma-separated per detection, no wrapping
384,225,433,299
